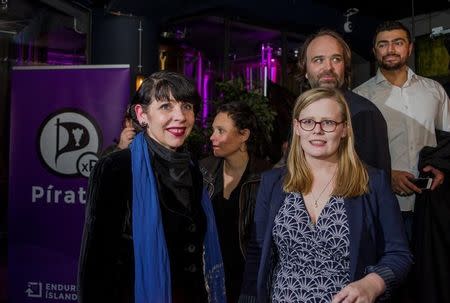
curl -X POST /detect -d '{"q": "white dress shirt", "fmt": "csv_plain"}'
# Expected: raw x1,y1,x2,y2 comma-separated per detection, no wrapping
354,68,450,211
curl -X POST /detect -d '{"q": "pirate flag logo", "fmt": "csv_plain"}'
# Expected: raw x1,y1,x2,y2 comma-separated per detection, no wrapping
38,109,102,177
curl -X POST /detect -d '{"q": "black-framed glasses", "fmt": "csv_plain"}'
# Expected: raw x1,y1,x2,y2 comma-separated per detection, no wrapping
296,118,345,132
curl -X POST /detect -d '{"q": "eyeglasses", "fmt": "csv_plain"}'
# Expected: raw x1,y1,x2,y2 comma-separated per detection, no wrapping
296,118,345,132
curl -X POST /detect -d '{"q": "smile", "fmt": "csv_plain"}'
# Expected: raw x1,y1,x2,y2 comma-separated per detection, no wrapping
310,140,326,146
167,127,186,137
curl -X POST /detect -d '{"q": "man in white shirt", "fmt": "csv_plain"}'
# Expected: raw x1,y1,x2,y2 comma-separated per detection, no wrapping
355,20,450,303
354,20,449,237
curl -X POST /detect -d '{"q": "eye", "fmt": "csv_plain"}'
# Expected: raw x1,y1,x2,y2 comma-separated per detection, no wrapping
332,57,343,63
211,127,223,135
182,103,194,111
394,41,404,47
377,42,387,49
312,58,323,64
159,102,172,110
322,120,336,126
301,119,315,126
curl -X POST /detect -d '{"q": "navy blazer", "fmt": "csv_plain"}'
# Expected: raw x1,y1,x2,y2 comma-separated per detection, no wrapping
240,166,412,303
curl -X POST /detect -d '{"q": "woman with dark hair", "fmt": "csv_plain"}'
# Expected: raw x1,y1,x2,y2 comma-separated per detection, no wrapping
200,101,272,303
78,71,226,303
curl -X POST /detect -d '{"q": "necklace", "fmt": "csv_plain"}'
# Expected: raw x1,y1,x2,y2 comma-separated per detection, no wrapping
311,168,337,208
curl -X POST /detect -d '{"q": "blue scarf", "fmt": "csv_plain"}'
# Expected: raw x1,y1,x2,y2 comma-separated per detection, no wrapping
130,132,226,303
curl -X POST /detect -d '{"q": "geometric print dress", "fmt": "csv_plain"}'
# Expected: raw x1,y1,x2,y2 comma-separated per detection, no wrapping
271,192,350,303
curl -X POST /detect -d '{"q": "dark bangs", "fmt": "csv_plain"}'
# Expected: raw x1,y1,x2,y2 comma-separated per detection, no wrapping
153,76,201,115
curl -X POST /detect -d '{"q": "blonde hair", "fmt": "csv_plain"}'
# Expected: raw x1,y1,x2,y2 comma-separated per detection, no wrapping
283,87,369,197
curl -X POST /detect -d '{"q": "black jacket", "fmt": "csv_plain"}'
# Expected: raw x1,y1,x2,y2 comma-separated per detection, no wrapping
412,131,450,303
78,149,208,303
200,156,272,258
78,149,134,303
343,90,391,178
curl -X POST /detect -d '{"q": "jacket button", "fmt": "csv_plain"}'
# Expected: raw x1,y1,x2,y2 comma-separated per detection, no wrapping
186,244,196,253
184,264,197,272
188,223,196,232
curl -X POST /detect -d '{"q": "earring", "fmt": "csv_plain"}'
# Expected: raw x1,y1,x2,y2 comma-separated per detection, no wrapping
140,121,148,129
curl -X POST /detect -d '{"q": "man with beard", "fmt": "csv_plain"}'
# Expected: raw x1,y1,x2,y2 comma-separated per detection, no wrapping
354,20,450,303
354,21,449,239
297,29,391,175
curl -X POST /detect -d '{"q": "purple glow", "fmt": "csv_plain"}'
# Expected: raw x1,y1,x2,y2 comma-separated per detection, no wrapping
183,49,196,79
260,43,278,83
47,50,86,65
197,51,203,98
270,59,278,83
202,73,210,127
13,28,87,66
183,47,210,127
196,51,210,127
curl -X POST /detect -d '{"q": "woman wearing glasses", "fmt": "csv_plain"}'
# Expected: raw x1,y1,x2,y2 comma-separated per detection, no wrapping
239,87,411,303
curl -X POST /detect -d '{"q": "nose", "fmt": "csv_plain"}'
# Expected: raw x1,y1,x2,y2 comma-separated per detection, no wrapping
323,58,333,71
312,122,324,133
210,131,217,142
173,104,187,121
387,42,396,53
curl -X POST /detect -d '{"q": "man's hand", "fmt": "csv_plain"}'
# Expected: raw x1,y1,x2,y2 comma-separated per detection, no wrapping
332,273,385,303
391,170,421,196
117,127,136,150
422,165,445,191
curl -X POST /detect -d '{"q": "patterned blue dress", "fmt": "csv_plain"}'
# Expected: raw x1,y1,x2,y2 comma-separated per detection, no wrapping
271,192,350,303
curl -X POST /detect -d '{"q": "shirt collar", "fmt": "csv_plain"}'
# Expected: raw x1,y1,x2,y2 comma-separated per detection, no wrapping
375,69,387,84
375,66,417,86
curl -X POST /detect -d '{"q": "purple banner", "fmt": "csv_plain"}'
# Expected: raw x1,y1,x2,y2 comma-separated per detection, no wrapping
8,65,130,302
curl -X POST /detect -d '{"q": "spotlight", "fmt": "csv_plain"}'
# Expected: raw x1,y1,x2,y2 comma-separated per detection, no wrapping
0,0,7,11
344,21,353,33
343,8,359,33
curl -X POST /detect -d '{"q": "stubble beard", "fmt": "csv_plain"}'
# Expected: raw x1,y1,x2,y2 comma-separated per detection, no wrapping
309,72,344,89
379,55,407,71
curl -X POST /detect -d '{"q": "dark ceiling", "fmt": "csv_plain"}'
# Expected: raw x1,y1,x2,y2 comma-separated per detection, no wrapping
76,0,449,22
71,0,449,60
1,0,449,61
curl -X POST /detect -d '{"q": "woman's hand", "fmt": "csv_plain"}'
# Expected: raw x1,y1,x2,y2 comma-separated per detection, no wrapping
332,273,385,303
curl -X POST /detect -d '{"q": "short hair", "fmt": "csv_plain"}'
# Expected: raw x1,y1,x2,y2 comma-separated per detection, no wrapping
215,101,259,155
128,71,201,128
297,29,352,89
283,87,368,197
373,20,412,45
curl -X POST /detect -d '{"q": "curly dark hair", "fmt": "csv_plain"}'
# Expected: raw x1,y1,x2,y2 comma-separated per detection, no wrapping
216,101,260,156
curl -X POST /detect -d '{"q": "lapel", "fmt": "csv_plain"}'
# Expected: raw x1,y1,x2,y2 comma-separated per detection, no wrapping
344,195,364,281
267,174,287,235
257,171,287,302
